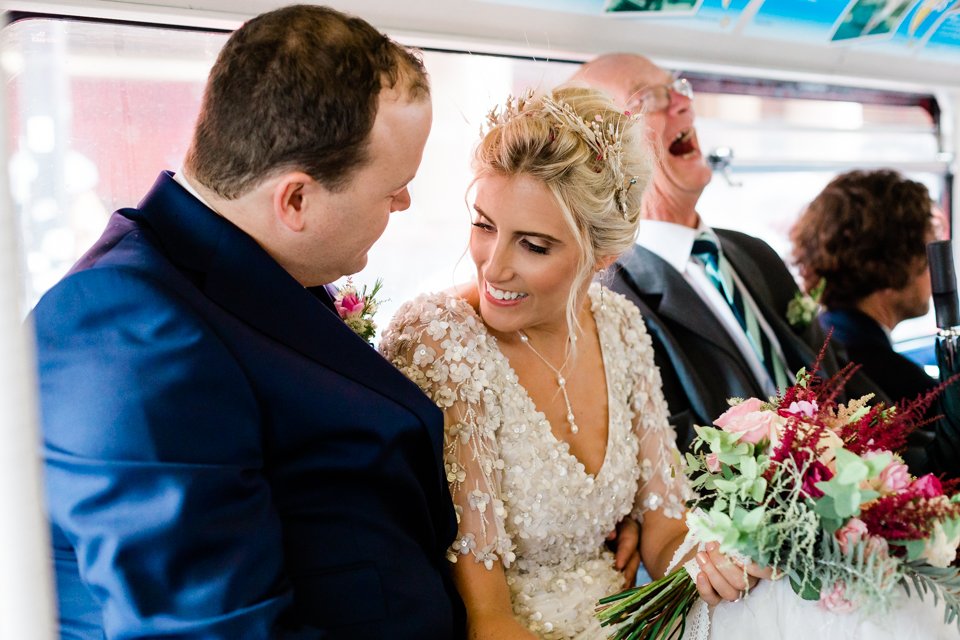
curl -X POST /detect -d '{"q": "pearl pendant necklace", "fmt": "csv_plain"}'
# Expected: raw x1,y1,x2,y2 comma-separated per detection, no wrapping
518,330,579,434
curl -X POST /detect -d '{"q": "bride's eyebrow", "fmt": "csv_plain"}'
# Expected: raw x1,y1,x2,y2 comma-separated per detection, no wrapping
473,205,560,244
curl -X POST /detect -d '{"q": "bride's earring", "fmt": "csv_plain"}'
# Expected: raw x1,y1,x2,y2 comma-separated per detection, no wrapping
597,267,607,308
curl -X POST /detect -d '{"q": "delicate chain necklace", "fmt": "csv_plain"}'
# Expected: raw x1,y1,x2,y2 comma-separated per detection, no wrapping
517,330,579,434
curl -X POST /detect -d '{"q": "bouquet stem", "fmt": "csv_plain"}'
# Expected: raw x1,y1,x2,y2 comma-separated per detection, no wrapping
596,567,699,640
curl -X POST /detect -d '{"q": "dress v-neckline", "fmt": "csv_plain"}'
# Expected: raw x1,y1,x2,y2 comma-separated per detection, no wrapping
486,287,615,480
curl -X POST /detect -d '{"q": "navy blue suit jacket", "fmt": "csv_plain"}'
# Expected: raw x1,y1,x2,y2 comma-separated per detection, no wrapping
820,308,960,478
33,172,465,639
611,228,872,450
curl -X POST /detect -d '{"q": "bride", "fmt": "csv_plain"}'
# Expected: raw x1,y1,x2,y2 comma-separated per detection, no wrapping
380,86,760,639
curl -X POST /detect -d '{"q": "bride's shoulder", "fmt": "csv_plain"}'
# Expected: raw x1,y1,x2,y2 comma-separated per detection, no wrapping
380,285,484,354
591,285,657,368
391,285,479,326
594,284,649,338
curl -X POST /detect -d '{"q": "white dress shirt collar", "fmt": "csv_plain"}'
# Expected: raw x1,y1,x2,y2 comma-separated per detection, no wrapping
635,218,705,273
172,169,218,214
634,216,782,395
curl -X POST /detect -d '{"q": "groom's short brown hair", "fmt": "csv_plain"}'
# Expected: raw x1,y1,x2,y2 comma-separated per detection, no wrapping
185,4,429,199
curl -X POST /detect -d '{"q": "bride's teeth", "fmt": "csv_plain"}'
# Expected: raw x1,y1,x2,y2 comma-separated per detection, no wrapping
486,282,526,301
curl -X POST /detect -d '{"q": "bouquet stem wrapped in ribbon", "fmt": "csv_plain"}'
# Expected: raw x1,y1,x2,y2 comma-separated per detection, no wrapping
597,360,960,639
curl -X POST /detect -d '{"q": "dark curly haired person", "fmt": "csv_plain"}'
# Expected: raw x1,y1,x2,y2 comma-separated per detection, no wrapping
791,169,959,477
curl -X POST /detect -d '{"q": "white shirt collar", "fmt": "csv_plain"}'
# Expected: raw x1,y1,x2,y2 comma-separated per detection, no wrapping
635,218,711,273
172,169,217,212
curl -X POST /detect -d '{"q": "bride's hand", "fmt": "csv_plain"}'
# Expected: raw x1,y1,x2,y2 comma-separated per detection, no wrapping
606,518,641,588
694,542,773,606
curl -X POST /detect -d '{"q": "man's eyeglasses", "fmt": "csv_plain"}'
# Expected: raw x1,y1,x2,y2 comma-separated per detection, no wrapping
631,77,693,114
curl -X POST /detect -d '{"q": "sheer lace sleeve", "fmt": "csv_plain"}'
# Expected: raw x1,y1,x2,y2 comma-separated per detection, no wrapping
380,293,516,570
605,288,693,523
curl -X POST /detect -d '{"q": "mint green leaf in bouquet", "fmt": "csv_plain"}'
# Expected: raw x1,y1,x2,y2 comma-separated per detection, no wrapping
739,505,766,533
905,538,929,563
713,479,738,494
750,477,768,502
815,449,888,521
834,450,869,485
738,455,758,479
693,425,751,459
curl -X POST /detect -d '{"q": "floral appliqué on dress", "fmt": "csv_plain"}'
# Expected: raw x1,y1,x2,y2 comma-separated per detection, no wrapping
380,284,692,639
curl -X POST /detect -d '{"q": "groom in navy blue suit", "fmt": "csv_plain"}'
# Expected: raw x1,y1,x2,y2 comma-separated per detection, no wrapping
32,5,464,638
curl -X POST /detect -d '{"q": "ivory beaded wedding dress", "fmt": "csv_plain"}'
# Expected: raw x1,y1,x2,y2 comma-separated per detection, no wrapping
381,284,691,639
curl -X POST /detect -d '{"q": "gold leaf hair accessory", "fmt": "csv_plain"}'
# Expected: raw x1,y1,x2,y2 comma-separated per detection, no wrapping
484,90,637,220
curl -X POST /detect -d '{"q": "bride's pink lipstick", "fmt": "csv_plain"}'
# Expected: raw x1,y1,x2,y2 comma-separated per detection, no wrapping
483,281,527,307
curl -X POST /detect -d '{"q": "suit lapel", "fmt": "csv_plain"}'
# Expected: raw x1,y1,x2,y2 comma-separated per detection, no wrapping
618,245,750,362
127,173,444,465
717,231,822,374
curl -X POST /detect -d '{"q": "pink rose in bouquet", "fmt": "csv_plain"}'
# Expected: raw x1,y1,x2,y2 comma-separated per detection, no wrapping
876,459,911,494
819,581,857,613
835,518,868,554
912,474,945,499
713,398,784,445
783,399,818,419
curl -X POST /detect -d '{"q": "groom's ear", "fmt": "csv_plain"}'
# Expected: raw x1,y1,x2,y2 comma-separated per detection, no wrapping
272,172,316,233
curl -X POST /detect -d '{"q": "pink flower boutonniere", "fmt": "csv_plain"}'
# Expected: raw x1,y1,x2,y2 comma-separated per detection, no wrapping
334,278,384,344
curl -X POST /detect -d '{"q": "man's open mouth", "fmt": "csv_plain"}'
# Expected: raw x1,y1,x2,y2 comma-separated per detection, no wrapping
668,129,697,157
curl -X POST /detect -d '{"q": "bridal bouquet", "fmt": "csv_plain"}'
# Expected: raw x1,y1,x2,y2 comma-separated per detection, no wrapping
596,364,960,640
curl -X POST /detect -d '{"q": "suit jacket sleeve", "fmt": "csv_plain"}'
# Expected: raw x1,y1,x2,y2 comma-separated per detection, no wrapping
36,268,295,638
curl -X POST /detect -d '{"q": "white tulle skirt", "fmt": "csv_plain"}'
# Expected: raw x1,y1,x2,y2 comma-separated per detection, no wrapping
700,579,959,640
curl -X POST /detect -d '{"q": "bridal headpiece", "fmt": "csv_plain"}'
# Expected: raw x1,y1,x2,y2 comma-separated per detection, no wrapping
483,90,639,220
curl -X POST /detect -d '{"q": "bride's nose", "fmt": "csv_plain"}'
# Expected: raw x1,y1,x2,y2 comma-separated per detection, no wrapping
482,242,514,283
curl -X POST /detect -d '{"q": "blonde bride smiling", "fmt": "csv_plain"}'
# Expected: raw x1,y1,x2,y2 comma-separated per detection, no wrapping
381,86,763,639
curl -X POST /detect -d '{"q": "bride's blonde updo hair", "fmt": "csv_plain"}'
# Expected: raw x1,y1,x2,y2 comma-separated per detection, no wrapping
473,85,652,343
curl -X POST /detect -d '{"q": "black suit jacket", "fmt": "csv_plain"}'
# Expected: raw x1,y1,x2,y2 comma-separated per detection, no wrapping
820,308,960,478
611,228,876,450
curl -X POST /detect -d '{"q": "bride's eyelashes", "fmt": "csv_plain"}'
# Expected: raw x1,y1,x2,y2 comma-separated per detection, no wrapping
471,217,550,255
520,238,550,255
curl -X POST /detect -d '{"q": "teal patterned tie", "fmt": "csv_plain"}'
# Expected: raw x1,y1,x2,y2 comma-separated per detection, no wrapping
691,232,791,392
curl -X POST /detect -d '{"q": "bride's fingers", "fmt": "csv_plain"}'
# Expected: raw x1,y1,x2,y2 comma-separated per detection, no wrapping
613,519,640,570
695,547,741,602
744,562,775,580
703,544,774,593
695,570,722,606
706,545,753,593
622,551,640,589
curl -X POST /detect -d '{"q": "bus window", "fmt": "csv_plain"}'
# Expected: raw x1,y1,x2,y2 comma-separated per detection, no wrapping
689,83,944,360
5,17,947,363
3,18,224,309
